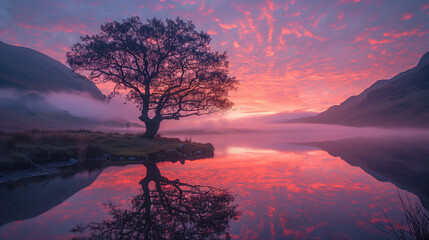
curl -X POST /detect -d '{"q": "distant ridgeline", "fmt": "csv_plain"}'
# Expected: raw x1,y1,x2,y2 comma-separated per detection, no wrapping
292,52,429,128
0,41,136,131
0,40,104,99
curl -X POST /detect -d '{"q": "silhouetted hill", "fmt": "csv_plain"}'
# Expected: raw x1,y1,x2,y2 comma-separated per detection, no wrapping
0,40,104,99
293,52,429,127
0,41,138,130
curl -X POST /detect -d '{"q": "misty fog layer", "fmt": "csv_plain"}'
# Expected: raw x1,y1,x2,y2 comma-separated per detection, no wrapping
45,92,140,122
0,89,142,130
2,89,428,142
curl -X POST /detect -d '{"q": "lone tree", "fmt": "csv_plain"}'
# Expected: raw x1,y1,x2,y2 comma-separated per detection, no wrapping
67,17,238,138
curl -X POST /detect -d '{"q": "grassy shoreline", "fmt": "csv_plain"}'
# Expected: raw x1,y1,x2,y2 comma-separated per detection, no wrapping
0,130,214,173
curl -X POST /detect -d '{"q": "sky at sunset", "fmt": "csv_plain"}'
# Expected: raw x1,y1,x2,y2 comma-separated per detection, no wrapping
1,0,429,117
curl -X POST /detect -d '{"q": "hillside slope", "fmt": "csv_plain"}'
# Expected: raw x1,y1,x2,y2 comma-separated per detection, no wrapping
293,52,429,127
0,41,133,130
0,40,104,99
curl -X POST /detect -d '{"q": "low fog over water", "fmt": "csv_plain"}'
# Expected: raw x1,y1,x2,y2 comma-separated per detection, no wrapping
1,89,428,145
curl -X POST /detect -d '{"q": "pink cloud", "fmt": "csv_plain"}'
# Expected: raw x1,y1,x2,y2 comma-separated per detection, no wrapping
279,28,292,45
278,23,325,42
266,46,274,56
338,12,345,22
337,0,362,5
332,23,347,30
402,13,413,20
219,23,238,30
308,16,323,28
290,12,301,17
178,0,195,5
17,21,88,34
207,29,218,35
259,3,275,44
384,28,425,38
3,0,428,114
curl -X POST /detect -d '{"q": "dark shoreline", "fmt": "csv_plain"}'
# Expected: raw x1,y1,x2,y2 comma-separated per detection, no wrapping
0,130,214,184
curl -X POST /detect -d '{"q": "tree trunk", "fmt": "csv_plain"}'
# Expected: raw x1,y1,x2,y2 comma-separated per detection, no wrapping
142,118,161,138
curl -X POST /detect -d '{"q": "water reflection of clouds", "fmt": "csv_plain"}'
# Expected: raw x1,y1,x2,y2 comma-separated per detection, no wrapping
161,149,414,239
226,147,280,155
0,134,424,239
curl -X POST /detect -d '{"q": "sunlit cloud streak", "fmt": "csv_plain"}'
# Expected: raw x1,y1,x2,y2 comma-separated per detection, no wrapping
0,0,428,114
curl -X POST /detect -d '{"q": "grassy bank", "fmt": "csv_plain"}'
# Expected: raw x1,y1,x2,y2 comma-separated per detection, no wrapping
0,130,213,172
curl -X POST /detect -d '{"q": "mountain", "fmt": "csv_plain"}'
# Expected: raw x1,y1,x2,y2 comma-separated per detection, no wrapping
304,136,429,209
292,52,429,127
0,41,142,130
0,40,104,99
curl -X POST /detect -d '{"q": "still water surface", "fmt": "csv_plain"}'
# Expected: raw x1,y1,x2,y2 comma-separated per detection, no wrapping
1,126,428,239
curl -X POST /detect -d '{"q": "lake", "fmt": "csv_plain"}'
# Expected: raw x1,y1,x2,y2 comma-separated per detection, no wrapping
1,124,428,239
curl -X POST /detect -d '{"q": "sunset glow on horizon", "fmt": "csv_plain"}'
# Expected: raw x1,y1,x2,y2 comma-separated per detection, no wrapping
1,0,428,115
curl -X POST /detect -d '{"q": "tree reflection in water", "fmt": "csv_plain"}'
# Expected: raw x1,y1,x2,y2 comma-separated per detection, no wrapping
72,160,240,240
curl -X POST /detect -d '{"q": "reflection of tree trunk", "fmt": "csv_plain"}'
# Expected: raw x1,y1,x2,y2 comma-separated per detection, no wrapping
140,161,175,215
139,161,160,238
141,180,152,239
141,161,162,181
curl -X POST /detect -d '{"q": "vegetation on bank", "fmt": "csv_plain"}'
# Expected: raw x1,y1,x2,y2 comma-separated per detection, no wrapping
385,192,429,240
0,130,213,172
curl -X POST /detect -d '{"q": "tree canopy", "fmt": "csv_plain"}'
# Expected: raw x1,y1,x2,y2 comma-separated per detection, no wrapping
67,17,238,137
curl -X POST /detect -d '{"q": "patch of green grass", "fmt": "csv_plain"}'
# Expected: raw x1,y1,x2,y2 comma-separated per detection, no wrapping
0,130,213,171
